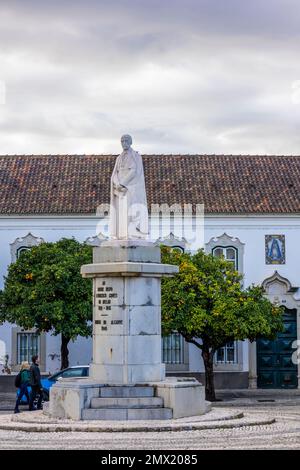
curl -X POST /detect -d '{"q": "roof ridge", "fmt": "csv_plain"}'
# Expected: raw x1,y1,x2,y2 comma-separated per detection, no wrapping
0,154,300,158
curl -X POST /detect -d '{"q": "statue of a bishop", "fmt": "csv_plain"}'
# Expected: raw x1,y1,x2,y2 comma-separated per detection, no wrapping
109,135,148,240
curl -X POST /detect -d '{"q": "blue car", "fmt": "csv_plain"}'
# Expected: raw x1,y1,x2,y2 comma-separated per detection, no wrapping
18,365,90,404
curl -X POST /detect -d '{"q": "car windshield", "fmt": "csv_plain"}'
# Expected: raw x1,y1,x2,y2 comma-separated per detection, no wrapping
49,367,88,381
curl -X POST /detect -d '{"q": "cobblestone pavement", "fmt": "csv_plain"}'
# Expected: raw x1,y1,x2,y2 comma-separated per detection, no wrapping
0,393,15,415
0,406,299,449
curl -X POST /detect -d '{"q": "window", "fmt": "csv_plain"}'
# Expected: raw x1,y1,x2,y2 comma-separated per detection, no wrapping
162,333,184,364
17,332,40,364
205,233,244,274
10,233,44,263
16,246,30,259
212,246,238,269
216,341,237,364
171,246,184,253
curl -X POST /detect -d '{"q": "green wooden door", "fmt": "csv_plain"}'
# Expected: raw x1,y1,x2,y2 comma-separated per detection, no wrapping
257,308,298,388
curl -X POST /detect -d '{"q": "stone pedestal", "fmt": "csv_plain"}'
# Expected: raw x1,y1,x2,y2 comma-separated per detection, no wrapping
49,378,209,421
49,240,208,421
81,241,178,384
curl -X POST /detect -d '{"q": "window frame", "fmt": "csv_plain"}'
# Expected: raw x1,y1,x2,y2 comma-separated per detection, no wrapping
17,332,40,365
10,233,44,263
11,327,46,372
215,341,238,365
205,233,244,275
162,332,185,365
16,246,31,259
212,245,238,270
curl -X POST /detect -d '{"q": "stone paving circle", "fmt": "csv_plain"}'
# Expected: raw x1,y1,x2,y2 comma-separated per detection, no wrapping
0,407,275,433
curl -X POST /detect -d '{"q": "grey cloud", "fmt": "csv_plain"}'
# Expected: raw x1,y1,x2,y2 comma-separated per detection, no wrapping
0,1,300,154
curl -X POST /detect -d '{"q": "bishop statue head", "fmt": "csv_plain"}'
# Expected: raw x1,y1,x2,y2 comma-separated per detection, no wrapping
121,134,132,151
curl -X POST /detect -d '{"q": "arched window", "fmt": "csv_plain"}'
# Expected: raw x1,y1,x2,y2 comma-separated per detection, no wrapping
205,233,244,274
10,233,44,263
10,233,46,372
16,246,31,259
206,234,245,370
170,245,185,254
212,246,238,270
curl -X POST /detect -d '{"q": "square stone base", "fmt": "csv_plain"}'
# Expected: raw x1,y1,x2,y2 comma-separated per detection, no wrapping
154,377,208,418
49,379,100,420
49,377,208,421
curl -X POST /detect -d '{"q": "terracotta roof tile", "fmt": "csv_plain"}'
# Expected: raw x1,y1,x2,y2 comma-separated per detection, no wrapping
0,154,299,214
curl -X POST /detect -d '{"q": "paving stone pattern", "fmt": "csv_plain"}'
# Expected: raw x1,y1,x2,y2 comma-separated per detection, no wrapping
0,406,299,449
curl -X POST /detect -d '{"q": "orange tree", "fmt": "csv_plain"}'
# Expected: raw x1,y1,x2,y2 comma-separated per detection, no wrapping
0,238,92,370
161,247,283,401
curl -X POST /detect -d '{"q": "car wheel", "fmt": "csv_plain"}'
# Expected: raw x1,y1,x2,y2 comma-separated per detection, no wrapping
42,390,49,402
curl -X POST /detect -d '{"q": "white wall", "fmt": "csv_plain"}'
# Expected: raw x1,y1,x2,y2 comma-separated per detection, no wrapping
45,333,61,374
68,336,92,367
204,215,300,289
0,215,102,289
1,213,299,375
188,343,204,372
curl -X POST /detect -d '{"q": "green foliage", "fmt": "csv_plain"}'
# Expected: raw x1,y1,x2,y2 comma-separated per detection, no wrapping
0,238,93,340
161,247,284,352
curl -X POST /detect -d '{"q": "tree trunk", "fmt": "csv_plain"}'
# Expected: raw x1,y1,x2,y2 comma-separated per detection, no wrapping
60,334,70,370
202,346,216,401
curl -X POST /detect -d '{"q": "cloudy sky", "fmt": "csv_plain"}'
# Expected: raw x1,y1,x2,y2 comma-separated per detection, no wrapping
0,0,300,155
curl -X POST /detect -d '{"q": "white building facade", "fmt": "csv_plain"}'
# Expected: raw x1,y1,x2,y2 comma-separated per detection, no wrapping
0,154,299,389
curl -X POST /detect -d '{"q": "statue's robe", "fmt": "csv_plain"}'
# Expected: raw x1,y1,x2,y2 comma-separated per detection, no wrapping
109,148,148,239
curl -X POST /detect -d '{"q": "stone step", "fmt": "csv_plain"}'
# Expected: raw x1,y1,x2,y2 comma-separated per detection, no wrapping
90,397,163,409
99,386,154,398
82,407,173,421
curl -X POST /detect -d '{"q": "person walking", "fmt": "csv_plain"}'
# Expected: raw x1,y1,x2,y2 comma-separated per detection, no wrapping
14,361,30,413
29,355,43,411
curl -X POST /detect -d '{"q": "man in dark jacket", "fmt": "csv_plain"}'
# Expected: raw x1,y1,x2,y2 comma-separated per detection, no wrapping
29,355,43,411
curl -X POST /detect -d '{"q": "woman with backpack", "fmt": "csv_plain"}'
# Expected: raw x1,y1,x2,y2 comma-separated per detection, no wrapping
14,361,31,413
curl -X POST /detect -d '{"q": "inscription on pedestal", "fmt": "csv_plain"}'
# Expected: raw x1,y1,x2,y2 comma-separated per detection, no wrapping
95,282,122,332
